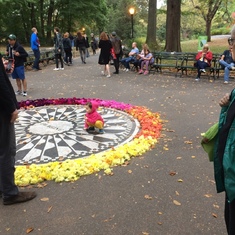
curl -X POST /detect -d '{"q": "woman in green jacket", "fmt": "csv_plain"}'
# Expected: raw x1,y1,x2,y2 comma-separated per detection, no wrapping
215,89,235,234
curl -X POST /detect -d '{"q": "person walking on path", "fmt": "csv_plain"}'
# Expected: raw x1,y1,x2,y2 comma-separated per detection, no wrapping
30,27,41,71
6,34,28,96
75,31,87,64
110,31,122,74
90,33,97,55
219,45,235,84
63,32,72,66
0,53,37,205
83,33,90,58
98,31,112,78
53,27,64,71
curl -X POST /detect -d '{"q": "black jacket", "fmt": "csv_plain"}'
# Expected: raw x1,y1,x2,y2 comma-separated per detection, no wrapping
0,54,19,118
6,42,28,67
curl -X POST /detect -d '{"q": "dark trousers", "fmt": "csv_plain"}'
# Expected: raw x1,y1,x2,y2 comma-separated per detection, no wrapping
64,48,72,64
55,53,64,68
195,60,209,78
113,53,120,73
0,113,18,197
33,49,40,70
225,195,235,234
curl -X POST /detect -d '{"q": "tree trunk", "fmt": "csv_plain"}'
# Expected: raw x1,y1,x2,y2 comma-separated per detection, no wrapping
46,0,55,45
146,0,157,50
40,0,45,42
165,0,181,52
206,19,212,42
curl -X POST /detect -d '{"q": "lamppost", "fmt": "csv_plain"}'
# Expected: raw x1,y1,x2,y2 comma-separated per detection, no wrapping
129,7,135,39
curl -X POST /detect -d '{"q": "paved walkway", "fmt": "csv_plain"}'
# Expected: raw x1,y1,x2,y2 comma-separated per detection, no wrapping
0,53,233,235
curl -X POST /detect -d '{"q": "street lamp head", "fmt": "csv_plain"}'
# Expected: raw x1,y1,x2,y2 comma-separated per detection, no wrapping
129,7,135,15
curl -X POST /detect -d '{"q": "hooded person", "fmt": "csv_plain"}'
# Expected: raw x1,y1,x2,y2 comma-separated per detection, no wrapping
84,101,104,134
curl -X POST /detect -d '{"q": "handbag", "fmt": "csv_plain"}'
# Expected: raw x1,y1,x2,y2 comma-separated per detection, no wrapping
201,122,219,162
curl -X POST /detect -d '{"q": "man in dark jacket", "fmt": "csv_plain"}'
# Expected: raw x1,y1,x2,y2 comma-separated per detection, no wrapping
0,54,36,205
6,34,28,96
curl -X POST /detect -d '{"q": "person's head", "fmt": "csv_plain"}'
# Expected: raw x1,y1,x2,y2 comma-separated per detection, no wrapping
111,31,116,37
8,34,16,46
77,31,83,40
54,27,60,33
91,33,94,37
85,102,93,113
64,32,69,38
32,27,37,34
229,25,235,60
100,31,109,40
132,42,137,48
202,44,209,52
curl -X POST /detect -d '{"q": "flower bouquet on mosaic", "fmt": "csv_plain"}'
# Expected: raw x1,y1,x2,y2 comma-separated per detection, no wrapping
15,98,163,186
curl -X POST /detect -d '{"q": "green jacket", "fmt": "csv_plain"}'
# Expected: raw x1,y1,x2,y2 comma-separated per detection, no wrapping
214,89,235,202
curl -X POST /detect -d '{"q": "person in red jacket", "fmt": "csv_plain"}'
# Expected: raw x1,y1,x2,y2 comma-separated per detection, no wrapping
195,44,213,81
84,101,104,134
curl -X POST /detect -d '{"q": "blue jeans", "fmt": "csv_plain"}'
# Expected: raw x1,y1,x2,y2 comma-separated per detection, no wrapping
121,56,136,69
0,113,18,197
33,49,40,70
219,60,235,82
195,60,209,78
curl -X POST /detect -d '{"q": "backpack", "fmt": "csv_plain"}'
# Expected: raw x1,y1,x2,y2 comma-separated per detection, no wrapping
113,38,121,54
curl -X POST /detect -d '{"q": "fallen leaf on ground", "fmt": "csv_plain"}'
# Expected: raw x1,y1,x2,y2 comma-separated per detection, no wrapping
169,171,176,176
144,195,153,200
204,194,213,198
177,179,183,182
40,197,49,201
212,213,217,218
173,200,181,206
26,228,34,234
47,206,53,213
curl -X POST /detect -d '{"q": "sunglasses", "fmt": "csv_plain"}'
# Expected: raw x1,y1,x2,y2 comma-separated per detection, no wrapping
228,37,235,45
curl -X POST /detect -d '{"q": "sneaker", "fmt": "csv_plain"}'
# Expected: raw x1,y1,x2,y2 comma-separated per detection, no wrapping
144,71,149,75
139,70,143,74
123,68,127,71
3,191,37,205
224,81,229,84
53,68,60,71
232,66,235,70
99,129,104,134
200,69,206,73
101,71,105,75
22,91,27,96
113,71,119,74
86,127,95,132
195,78,200,81
15,90,22,95
106,75,111,78
125,69,129,72
60,68,64,70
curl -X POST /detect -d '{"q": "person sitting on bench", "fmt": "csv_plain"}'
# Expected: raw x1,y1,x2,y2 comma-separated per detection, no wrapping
194,44,213,81
219,45,235,84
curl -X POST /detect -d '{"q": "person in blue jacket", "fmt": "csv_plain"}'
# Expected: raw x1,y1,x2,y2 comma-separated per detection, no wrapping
30,27,41,71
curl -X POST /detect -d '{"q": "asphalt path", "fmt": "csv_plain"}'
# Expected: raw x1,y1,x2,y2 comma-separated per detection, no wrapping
0,53,233,235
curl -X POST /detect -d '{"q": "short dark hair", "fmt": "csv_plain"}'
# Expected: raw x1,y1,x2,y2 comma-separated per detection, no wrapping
54,27,60,32
86,102,92,109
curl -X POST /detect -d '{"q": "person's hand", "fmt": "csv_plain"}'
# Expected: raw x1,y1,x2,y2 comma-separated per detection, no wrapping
10,109,18,123
14,51,20,56
219,93,230,107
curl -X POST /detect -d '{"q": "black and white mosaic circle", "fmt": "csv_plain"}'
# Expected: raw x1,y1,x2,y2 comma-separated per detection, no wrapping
15,105,140,165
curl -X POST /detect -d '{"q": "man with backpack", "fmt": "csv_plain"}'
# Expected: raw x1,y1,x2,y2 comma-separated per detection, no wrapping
110,32,122,74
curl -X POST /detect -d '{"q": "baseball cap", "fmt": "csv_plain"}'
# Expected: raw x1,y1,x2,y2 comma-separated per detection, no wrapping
8,34,16,40
111,31,116,36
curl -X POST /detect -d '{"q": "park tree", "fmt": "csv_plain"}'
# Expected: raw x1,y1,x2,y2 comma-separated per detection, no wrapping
190,0,223,42
146,0,157,49
165,0,181,52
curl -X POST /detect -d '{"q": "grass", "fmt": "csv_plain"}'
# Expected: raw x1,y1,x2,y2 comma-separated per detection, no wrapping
0,37,229,55
181,37,228,54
